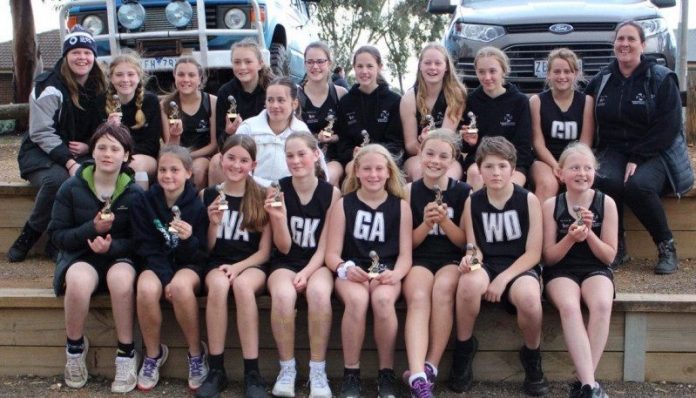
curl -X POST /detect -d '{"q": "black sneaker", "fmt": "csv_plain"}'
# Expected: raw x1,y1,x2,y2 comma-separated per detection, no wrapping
338,372,362,398
519,346,549,396
195,368,228,398
7,222,42,262
377,368,398,398
654,239,678,274
244,369,269,398
575,383,608,398
610,235,629,269
447,336,478,393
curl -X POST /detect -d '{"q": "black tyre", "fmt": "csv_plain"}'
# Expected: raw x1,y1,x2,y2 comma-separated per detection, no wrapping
270,42,289,77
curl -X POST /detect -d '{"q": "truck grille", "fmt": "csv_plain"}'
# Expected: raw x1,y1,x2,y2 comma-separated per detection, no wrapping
140,6,217,33
505,22,616,34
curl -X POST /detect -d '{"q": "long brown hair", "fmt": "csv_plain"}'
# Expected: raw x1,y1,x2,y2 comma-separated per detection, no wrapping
415,43,467,122
162,56,206,118
231,38,274,90
285,131,326,180
342,144,406,199
106,51,148,129
352,45,388,86
220,135,269,232
59,55,107,110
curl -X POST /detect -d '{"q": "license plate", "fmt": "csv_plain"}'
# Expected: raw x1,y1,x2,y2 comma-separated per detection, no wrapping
141,57,178,71
534,59,583,79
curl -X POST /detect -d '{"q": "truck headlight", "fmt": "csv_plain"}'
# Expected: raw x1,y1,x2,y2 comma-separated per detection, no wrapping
452,22,505,42
82,15,104,35
224,8,246,29
117,2,146,30
636,18,668,38
166,0,193,28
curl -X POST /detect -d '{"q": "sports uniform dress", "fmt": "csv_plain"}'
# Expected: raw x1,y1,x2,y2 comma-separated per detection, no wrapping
538,90,586,159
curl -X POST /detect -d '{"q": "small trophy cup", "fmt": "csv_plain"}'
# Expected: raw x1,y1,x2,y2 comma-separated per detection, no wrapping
100,194,114,221
466,243,482,271
169,205,181,233
467,111,478,135
433,184,443,206
112,94,122,118
168,101,180,125
360,130,370,147
367,250,386,278
572,205,585,227
423,114,435,130
227,95,238,123
217,184,229,211
320,114,336,139
270,181,282,207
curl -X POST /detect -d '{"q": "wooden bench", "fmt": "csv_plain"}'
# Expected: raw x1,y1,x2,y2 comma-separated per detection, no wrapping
0,288,694,383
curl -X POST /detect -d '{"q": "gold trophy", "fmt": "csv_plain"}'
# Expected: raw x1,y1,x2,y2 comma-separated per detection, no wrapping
467,111,478,135
112,94,122,118
320,114,336,139
423,114,435,130
270,181,283,207
360,129,370,147
572,205,585,227
226,95,238,123
433,184,443,206
100,194,114,221
367,250,386,278
217,184,229,211
169,205,181,233
466,243,482,271
168,101,180,125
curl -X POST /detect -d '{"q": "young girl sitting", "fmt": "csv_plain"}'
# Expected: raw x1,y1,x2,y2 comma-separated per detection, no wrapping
325,144,412,398
541,142,617,398
105,51,162,189
48,123,142,393
264,132,341,398
161,57,218,189
403,130,471,398
131,145,209,391
529,48,594,203
196,135,272,398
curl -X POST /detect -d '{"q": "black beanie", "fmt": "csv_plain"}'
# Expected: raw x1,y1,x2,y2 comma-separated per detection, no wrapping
62,25,98,57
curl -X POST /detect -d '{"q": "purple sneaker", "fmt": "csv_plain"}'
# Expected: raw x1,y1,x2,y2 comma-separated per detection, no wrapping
409,376,433,398
402,363,436,385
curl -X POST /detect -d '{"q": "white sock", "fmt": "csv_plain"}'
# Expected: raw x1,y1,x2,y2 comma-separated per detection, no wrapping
425,361,438,377
135,171,149,183
280,358,296,372
309,360,326,374
409,372,428,385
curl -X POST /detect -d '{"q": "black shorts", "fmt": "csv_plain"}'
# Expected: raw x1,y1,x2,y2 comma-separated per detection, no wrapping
59,255,136,295
542,265,615,298
412,257,459,274
204,262,269,276
268,260,305,275
482,264,542,315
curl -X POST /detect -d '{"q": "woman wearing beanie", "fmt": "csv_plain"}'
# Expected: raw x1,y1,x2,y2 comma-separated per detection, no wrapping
8,25,108,263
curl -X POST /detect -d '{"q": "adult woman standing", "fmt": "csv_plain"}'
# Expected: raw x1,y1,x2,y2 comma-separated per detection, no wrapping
8,25,107,262
585,21,691,274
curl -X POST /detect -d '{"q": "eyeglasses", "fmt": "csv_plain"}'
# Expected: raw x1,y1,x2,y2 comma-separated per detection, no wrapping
305,59,328,66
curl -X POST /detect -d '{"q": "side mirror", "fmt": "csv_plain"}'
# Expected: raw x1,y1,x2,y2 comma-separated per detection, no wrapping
427,0,457,15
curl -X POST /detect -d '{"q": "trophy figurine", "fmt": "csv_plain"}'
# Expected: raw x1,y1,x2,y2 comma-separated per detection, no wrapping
217,184,229,211
112,94,122,118
572,205,585,227
433,184,443,206
367,250,386,278
423,114,435,130
360,129,370,147
320,114,336,139
270,181,283,207
100,194,114,221
226,95,238,123
466,111,478,134
169,205,181,233
168,101,180,124
466,243,482,271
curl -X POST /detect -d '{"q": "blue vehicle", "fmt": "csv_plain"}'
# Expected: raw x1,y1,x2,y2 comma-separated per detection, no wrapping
59,0,321,87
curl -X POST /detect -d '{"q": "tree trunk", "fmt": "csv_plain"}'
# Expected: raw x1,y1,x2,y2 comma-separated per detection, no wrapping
10,0,37,134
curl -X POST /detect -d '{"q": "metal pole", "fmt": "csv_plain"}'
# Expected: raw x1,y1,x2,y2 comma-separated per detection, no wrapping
197,0,208,70
677,0,689,90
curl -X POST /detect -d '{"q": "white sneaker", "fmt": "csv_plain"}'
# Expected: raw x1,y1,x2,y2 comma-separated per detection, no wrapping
136,344,169,391
308,369,332,398
272,366,296,397
187,341,209,390
64,336,89,389
112,351,139,393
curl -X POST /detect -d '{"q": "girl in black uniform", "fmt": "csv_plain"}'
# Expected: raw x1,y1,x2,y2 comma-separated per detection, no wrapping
264,132,341,398
334,46,404,175
541,143,617,398
326,144,412,398
450,137,548,396
132,146,209,391
161,57,218,189
403,130,471,398
196,135,272,398
529,48,594,203
299,41,348,186
460,47,532,191
209,38,273,185
401,43,467,181
105,51,162,189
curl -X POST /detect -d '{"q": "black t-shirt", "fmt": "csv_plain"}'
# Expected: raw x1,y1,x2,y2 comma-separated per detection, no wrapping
203,187,263,268
215,78,266,146
552,191,608,268
181,92,212,150
539,90,586,159
470,185,531,273
341,192,401,270
411,178,470,262
270,177,334,266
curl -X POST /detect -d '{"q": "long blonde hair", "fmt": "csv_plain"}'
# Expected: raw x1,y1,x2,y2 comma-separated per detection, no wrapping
231,38,274,90
546,48,585,91
474,46,510,80
342,144,406,199
415,43,467,122
106,51,148,129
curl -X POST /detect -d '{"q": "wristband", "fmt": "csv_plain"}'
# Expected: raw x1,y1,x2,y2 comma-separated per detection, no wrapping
337,260,356,280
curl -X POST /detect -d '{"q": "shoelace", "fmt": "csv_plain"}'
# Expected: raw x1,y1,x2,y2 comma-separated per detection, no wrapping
140,357,158,379
114,357,133,382
309,371,329,389
66,356,83,380
411,378,432,398
277,367,295,384
189,356,204,377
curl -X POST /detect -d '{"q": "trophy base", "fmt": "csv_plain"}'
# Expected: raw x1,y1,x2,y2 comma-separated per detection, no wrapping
467,129,478,135
168,227,177,233
218,204,229,211
169,119,178,125
100,213,114,221
227,113,238,123
367,272,380,279
320,131,333,138
469,264,482,271
270,201,282,208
